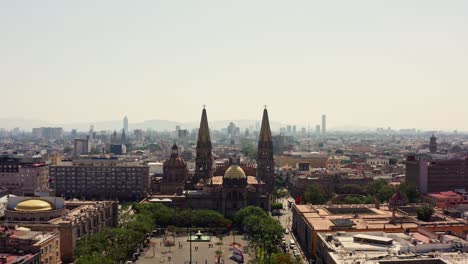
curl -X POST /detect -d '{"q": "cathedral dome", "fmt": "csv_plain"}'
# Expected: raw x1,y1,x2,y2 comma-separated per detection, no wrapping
164,156,186,168
224,165,246,179
15,199,54,212
164,144,187,168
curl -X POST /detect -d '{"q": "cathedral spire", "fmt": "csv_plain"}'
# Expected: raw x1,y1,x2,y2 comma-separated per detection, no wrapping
257,107,275,193
193,107,213,185
197,107,211,148
259,107,272,143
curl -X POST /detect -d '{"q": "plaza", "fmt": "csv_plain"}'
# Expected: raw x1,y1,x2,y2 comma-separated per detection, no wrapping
137,233,252,264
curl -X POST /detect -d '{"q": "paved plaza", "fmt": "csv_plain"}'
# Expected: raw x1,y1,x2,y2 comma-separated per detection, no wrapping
136,234,252,264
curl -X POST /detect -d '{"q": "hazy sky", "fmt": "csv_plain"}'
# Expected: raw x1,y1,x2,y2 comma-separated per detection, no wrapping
1,1,467,130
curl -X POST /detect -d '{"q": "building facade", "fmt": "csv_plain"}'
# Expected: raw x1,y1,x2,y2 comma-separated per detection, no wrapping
49,158,150,201
150,107,273,217
4,197,118,263
0,155,49,196
0,227,60,264
406,154,468,194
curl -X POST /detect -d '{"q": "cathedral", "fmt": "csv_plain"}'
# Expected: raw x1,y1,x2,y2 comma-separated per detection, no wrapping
156,107,275,216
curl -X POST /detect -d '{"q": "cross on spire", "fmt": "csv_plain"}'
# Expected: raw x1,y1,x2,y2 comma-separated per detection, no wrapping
264,104,268,109
203,104,206,109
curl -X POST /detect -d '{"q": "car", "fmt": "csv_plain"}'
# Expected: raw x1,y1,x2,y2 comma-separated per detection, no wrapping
293,250,300,257
271,210,282,216
284,229,289,234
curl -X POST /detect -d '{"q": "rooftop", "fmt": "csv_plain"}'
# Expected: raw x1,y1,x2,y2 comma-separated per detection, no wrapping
318,231,468,264
295,204,418,231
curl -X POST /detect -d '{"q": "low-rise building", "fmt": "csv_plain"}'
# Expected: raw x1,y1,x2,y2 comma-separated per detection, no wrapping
3,197,118,263
425,191,468,209
316,230,468,264
292,203,468,261
0,227,61,264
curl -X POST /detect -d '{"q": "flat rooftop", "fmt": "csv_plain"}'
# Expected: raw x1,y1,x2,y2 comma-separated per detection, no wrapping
318,231,468,264
295,204,418,231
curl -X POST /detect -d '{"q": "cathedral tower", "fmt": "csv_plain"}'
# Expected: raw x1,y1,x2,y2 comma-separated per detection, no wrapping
257,107,275,193
193,107,213,184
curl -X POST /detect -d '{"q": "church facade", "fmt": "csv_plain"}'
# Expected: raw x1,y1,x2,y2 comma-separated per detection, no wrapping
157,107,275,217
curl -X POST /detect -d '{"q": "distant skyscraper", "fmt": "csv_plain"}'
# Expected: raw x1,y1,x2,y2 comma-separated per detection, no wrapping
74,138,90,155
321,114,327,134
315,125,321,135
429,133,437,154
123,116,129,134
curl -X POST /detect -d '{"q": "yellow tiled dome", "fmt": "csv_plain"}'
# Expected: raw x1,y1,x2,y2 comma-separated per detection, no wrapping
224,165,246,179
15,199,54,212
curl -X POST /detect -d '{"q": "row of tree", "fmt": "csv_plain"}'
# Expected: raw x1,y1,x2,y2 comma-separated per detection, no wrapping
75,203,230,263
303,179,420,205
234,206,297,264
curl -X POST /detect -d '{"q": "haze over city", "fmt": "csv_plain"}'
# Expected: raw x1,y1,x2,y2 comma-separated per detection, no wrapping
3,2,468,264
1,0,468,131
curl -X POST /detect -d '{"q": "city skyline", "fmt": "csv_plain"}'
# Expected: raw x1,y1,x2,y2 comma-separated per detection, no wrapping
1,1,467,130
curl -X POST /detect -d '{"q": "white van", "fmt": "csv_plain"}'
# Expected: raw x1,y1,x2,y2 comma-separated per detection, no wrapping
289,239,296,249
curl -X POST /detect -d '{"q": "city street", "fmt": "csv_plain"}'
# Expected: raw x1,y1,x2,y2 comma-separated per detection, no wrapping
276,196,307,264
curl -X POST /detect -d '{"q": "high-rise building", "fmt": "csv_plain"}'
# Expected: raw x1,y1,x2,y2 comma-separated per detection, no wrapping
110,144,127,155
123,116,128,134
429,133,437,154
406,154,468,194
50,158,150,201
321,114,327,134
74,138,90,155
31,127,63,140
315,125,321,135
0,155,49,196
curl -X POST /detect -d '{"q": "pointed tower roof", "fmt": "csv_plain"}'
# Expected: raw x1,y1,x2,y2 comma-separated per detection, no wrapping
259,108,272,142
197,107,211,146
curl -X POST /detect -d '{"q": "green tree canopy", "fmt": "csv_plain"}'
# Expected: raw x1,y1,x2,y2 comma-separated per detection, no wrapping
271,202,283,211
417,205,434,221
303,184,331,204
234,206,268,227
398,183,420,203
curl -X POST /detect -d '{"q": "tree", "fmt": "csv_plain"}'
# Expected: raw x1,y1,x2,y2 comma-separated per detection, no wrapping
341,184,365,194
366,179,388,196
271,202,283,211
376,185,396,203
342,195,374,204
303,184,330,204
241,140,257,160
75,253,112,264
272,253,300,264
399,183,420,203
366,179,396,203
234,206,268,227
417,205,434,221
